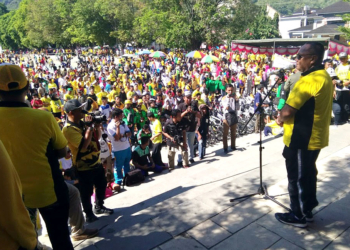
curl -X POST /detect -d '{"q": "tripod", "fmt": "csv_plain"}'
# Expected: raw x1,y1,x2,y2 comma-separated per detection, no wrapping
229,77,291,212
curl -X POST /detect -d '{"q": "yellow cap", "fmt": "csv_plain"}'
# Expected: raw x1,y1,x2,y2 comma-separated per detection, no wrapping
0,64,28,91
125,100,132,104
137,99,143,104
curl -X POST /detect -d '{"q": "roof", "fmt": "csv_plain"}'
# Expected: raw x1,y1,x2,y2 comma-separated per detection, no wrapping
282,13,320,18
293,7,320,14
318,1,350,14
289,24,314,32
304,24,342,35
231,38,349,47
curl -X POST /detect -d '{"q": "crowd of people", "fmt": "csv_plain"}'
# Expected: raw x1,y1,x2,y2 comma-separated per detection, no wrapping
1,44,350,250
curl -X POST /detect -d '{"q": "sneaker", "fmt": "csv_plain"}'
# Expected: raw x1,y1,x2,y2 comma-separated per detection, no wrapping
177,162,183,168
72,228,99,241
231,146,237,151
94,206,114,215
275,212,307,228
86,214,99,223
189,159,195,164
224,148,228,154
305,211,314,222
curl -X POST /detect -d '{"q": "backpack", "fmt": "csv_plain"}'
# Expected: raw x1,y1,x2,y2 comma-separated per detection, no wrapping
122,169,145,187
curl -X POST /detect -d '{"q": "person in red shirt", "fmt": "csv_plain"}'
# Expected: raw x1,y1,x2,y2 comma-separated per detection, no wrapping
31,93,43,109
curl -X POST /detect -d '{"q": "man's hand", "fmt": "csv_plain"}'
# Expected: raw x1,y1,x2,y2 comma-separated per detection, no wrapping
151,163,155,168
115,120,121,127
85,115,93,126
170,137,175,143
276,117,284,127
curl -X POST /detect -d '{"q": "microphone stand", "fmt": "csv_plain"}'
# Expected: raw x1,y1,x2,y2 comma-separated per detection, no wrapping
229,77,291,212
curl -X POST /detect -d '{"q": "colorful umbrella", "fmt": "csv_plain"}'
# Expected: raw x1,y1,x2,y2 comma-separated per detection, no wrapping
201,55,220,64
186,50,206,59
150,51,167,58
138,50,151,55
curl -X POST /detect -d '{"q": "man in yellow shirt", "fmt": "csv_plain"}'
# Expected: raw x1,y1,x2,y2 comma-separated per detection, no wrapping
335,52,350,86
147,112,166,167
0,140,37,250
0,64,73,249
276,42,333,228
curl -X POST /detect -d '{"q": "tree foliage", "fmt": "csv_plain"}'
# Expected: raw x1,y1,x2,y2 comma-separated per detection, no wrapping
0,0,281,49
339,0,350,39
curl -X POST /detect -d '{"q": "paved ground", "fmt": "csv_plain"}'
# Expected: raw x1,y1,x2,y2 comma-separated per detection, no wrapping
39,123,350,250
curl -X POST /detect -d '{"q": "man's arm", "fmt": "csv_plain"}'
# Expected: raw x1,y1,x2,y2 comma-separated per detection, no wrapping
278,104,297,123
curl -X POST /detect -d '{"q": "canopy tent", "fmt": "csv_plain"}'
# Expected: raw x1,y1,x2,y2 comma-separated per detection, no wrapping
231,38,349,57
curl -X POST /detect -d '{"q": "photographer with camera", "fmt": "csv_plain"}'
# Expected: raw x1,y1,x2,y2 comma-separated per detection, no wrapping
330,73,350,125
63,99,113,224
163,109,190,170
107,108,132,187
221,84,239,153
178,92,200,164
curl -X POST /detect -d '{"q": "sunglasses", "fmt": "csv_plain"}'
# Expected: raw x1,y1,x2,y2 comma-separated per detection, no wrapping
296,54,313,60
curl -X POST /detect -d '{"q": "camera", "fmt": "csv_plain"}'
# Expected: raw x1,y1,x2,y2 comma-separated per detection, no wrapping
173,135,183,145
88,111,107,123
229,93,235,98
335,80,344,89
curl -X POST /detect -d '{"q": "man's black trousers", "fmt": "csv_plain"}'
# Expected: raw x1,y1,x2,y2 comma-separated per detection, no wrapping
78,165,107,216
283,146,320,218
152,143,164,166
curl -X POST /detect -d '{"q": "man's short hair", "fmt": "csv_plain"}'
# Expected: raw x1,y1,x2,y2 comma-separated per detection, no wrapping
305,42,325,64
141,136,150,145
226,84,234,89
147,112,155,118
171,109,181,117
101,96,107,100
111,108,123,118
142,124,150,130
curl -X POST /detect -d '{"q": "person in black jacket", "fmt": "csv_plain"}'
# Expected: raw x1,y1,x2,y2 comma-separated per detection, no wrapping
197,104,210,160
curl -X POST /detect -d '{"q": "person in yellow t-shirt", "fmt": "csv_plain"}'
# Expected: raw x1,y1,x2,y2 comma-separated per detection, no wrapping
50,94,63,118
64,88,75,103
0,140,38,250
108,85,119,103
41,93,52,111
0,64,73,249
147,112,166,167
335,52,350,86
178,77,185,90
96,90,108,105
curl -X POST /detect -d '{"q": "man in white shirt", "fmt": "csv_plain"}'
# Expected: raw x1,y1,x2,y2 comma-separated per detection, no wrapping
107,109,132,187
221,84,239,153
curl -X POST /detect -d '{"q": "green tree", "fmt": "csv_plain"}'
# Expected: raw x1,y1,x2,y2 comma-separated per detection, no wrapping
134,0,232,49
67,0,112,45
339,0,350,39
0,2,8,16
235,6,280,40
0,11,18,49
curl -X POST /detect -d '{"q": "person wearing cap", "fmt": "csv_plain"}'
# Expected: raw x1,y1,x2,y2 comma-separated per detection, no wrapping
63,99,114,223
0,64,74,249
335,52,350,87
134,99,147,130
64,87,75,103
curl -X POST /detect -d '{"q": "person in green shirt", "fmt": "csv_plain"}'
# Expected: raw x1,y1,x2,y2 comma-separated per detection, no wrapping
136,124,152,145
134,100,148,130
123,100,136,143
148,99,160,119
206,76,216,93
